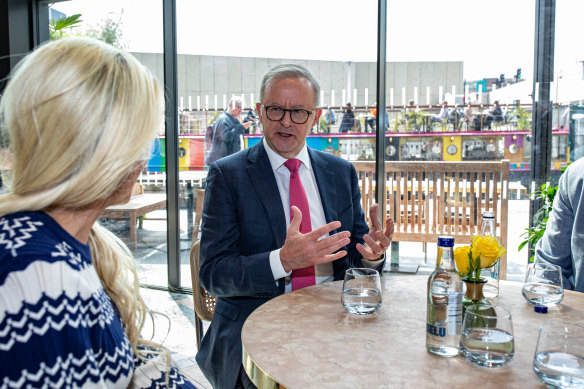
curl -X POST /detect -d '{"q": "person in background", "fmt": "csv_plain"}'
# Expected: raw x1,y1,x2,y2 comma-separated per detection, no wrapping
405,99,422,132
205,96,252,165
367,106,377,132
196,64,394,388
243,109,256,134
463,102,475,130
484,100,503,129
535,158,584,293
323,104,337,132
339,102,356,132
0,38,195,388
405,100,417,114
431,101,448,123
366,103,391,132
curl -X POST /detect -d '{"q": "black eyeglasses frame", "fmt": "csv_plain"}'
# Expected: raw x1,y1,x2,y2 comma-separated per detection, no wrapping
260,104,318,125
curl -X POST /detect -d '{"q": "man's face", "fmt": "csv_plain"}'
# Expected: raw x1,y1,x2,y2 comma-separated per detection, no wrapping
257,77,321,159
229,103,243,118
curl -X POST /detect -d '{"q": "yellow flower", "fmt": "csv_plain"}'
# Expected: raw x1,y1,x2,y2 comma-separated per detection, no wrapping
472,235,506,268
454,246,471,274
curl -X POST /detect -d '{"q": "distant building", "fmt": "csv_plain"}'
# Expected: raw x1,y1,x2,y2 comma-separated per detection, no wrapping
130,52,464,109
49,8,65,22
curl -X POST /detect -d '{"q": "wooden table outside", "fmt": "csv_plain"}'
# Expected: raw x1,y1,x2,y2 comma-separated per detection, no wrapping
241,276,584,388
101,193,166,250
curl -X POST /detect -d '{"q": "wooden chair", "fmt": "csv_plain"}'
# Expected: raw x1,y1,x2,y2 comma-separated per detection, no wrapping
353,160,509,278
189,240,216,348
191,189,205,242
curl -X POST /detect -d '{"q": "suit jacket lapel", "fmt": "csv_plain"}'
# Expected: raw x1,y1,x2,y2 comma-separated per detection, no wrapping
310,148,351,279
246,142,287,247
309,148,338,226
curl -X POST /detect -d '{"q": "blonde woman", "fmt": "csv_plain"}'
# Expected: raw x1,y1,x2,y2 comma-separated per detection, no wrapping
0,38,195,388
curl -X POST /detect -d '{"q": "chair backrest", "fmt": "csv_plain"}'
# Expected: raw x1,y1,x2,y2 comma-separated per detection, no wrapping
352,160,509,278
190,240,216,322
191,189,205,242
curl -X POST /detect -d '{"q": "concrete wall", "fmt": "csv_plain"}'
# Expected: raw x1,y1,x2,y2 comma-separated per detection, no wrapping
131,52,463,110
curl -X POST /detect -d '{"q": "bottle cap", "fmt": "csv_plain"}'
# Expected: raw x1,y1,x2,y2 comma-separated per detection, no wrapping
534,304,548,313
437,236,454,247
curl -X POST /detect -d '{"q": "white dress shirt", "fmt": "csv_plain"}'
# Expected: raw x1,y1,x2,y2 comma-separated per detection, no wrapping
263,139,383,293
263,138,335,293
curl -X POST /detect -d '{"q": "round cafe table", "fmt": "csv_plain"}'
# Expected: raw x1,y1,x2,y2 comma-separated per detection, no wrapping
241,276,584,388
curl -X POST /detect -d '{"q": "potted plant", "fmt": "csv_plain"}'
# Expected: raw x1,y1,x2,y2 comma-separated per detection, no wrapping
519,164,570,262
405,110,425,132
509,105,531,130
49,14,83,40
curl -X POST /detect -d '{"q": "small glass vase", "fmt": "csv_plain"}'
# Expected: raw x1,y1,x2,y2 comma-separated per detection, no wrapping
462,278,491,316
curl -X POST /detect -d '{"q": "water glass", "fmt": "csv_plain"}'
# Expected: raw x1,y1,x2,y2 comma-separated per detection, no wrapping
533,322,584,388
522,262,564,307
341,268,382,315
460,304,514,367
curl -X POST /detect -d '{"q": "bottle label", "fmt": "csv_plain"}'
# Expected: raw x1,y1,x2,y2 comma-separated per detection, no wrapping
427,292,462,338
446,291,462,335
427,323,446,337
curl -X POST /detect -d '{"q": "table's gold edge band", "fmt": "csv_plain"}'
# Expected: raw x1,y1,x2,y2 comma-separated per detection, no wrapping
242,344,287,389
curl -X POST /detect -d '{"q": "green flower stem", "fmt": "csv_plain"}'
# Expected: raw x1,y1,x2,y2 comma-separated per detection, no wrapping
466,249,483,282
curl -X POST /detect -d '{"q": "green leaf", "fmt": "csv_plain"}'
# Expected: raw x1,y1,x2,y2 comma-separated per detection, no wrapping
49,14,83,40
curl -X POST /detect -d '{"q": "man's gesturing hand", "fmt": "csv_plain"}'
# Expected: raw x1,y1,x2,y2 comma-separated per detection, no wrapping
280,206,350,273
356,203,394,260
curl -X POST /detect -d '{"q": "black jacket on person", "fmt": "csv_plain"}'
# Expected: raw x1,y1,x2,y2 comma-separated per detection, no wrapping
339,109,355,132
205,112,246,165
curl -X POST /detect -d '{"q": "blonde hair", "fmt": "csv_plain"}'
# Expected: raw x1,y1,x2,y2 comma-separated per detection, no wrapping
0,38,167,372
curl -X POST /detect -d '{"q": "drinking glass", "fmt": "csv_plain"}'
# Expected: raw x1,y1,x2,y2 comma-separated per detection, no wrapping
533,322,584,388
460,304,514,367
522,262,564,307
341,268,381,315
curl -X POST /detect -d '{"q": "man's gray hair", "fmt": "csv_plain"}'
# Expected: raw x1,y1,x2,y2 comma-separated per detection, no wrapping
259,64,320,106
229,96,243,110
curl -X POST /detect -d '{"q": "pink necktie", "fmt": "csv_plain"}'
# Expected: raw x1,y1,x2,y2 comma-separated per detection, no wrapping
284,158,316,290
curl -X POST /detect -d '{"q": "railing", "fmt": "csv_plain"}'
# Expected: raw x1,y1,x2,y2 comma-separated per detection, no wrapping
176,103,571,135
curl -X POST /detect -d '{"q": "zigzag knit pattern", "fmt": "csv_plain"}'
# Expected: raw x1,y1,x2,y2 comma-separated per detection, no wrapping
0,212,196,389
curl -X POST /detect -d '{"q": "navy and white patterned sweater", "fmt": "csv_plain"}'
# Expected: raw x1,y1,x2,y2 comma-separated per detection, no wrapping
0,211,195,388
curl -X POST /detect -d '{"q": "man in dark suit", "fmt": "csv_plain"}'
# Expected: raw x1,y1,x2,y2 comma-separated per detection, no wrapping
196,64,394,389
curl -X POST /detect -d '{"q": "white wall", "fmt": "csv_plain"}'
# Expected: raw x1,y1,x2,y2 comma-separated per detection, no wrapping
131,52,464,110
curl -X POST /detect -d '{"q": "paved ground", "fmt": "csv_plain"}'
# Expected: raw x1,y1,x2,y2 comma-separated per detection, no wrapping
140,288,211,388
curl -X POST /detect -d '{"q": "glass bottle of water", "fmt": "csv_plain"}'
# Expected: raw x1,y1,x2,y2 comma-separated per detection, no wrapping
426,236,463,357
481,210,500,298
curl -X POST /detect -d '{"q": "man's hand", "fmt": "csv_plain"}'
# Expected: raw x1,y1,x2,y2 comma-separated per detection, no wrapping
356,203,394,261
242,121,253,129
280,206,350,273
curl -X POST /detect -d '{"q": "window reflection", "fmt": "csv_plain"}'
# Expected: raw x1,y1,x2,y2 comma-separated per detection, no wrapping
48,0,168,287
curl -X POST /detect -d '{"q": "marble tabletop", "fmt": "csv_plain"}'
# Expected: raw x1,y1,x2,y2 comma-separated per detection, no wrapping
241,276,584,389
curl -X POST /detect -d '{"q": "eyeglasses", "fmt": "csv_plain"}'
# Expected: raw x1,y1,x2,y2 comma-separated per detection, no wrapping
261,104,316,124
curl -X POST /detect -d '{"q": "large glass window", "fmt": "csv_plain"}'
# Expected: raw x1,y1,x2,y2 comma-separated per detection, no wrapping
379,1,539,280
40,1,577,289
555,2,584,164
175,0,379,288
48,0,168,287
